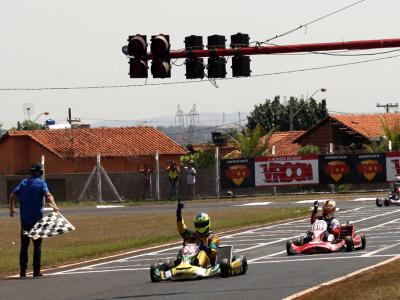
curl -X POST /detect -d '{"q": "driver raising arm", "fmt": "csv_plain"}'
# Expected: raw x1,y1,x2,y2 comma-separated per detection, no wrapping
311,200,341,240
176,202,220,267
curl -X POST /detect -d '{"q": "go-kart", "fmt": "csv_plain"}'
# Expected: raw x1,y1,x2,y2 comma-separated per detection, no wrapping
286,219,366,255
376,189,400,207
150,238,247,282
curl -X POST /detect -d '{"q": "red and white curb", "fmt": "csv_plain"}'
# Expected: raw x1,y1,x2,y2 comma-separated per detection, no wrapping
283,255,400,300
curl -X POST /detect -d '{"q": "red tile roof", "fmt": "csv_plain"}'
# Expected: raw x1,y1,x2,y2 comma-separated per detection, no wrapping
294,113,400,143
5,127,187,158
267,131,305,156
330,113,400,138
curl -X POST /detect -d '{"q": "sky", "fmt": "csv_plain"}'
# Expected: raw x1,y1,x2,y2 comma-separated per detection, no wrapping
1,0,400,129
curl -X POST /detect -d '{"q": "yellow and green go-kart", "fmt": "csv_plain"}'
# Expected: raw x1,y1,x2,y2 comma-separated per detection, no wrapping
150,238,247,282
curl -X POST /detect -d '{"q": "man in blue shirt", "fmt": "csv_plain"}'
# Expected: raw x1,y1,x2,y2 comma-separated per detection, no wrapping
9,163,59,278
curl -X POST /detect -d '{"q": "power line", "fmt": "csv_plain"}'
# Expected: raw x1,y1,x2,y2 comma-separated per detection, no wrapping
1,51,399,92
259,0,367,44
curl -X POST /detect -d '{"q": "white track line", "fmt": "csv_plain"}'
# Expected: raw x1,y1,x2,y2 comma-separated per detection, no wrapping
234,202,273,206
361,241,400,257
283,255,400,300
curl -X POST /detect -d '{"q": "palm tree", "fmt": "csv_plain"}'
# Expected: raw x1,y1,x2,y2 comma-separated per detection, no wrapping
223,125,276,158
366,117,400,152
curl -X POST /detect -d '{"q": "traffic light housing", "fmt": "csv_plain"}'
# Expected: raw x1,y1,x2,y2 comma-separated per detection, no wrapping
207,35,226,78
230,33,251,77
127,35,148,78
150,34,171,78
184,35,204,79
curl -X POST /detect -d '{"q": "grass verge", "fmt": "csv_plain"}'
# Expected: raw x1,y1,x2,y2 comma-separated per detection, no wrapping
296,257,400,300
0,206,308,278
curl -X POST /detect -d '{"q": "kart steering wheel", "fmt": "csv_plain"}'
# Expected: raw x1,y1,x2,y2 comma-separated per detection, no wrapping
183,237,204,246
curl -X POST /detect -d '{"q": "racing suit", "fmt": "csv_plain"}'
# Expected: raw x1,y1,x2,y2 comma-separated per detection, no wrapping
310,211,341,241
391,181,400,200
176,217,220,267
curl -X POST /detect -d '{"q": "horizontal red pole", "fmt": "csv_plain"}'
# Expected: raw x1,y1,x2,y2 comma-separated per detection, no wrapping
147,38,400,60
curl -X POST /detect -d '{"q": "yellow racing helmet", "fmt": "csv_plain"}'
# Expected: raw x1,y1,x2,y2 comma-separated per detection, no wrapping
194,212,210,235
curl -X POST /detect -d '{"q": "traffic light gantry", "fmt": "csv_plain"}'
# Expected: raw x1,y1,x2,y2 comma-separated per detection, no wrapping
122,35,400,79
123,32,253,79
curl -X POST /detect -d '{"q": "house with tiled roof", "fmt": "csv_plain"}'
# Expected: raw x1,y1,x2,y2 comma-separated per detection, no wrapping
294,113,400,153
0,127,187,175
267,131,305,156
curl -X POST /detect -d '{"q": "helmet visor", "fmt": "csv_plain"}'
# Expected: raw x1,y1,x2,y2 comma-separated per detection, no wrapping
194,220,209,229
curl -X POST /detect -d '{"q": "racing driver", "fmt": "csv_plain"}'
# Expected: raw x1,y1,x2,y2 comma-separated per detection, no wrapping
176,201,220,267
308,200,341,243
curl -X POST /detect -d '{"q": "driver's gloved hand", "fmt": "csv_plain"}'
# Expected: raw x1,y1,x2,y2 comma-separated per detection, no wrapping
199,243,211,255
313,201,319,213
176,202,184,221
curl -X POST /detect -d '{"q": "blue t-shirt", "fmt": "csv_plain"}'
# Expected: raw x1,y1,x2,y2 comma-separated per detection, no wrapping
13,176,49,226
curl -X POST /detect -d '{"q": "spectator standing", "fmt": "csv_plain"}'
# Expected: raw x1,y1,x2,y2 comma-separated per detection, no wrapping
185,160,197,200
141,164,153,200
8,163,59,278
166,161,180,200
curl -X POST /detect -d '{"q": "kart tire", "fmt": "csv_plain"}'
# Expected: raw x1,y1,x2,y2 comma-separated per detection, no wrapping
150,263,160,282
160,259,174,271
376,198,382,207
345,236,353,252
240,256,248,275
360,233,366,250
220,258,231,278
295,237,303,246
384,199,390,206
286,240,294,256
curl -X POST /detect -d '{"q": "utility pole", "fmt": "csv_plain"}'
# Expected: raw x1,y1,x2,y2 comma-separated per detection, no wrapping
376,102,398,113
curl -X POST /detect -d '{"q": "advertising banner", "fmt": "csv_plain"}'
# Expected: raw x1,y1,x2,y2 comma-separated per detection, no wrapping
220,158,255,188
385,152,400,182
319,155,353,184
255,155,319,186
320,154,386,184
354,153,386,183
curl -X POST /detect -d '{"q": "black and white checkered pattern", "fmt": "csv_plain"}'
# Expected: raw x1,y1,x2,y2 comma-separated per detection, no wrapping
24,212,75,240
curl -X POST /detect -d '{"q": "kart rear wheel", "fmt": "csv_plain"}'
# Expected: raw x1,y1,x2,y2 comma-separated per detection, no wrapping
384,199,390,206
345,236,353,252
150,263,160,282
220,258,231,278
286,240,294,256
360,233,366,250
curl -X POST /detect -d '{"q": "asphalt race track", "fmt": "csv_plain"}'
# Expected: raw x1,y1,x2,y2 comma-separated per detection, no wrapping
2,198,400,300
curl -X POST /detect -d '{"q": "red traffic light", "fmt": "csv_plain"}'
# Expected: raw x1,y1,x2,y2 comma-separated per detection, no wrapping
151,35,170,57
128,35,147,56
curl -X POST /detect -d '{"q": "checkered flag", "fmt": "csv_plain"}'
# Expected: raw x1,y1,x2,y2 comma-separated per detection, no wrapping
24,212,75,240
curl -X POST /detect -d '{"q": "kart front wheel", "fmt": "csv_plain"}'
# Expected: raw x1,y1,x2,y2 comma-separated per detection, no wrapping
384,199,390,206
220,258,231,278
286,240,294,256
345,236,353,252
150,263,160,282
376,198,382,207
360,233,366,250
240,256,248,275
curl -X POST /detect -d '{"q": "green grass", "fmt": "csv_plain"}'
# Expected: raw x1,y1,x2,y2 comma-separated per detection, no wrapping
0,207,308,278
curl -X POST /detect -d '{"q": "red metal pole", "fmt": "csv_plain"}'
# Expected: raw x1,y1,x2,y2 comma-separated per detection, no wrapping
147,38,400,60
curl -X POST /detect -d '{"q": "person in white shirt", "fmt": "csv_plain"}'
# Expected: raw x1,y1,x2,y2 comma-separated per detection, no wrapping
185,160,197,200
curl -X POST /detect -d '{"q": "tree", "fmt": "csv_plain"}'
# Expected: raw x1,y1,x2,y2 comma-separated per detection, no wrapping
366,117,400,153
10,120,45,131
223,125,275,158
181,147,216,169
298,144,320,154
247,96,328,131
